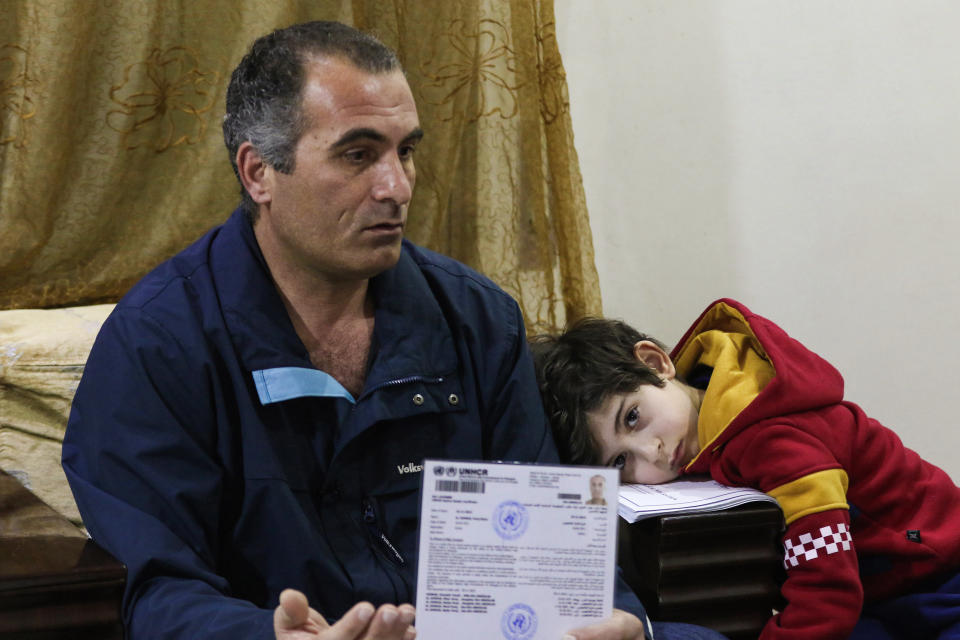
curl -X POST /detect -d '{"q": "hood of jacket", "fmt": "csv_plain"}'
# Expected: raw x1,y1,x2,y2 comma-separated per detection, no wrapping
673,298,845,472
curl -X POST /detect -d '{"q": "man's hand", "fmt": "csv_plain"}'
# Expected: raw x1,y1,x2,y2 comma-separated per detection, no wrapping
274,589,416,640
561,608,646,640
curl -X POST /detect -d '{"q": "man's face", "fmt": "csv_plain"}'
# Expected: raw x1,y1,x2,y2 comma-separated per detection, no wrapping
587,378,701,485
254,57,423,284
590,476,605,500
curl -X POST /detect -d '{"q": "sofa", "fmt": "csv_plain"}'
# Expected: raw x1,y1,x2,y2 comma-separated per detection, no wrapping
0,304,114,525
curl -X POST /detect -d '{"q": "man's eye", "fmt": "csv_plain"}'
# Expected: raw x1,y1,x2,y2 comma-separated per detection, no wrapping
398,144,416,160
344,149,372,164
612,453,626,470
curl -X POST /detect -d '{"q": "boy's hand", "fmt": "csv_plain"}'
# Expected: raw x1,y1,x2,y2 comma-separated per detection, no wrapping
561,608,646,640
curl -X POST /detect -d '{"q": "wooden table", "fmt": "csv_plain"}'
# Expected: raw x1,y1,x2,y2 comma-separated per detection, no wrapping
0,469,125,639
618,502,786,640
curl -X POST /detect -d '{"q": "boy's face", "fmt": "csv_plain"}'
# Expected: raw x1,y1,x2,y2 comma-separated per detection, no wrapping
586,341,703,484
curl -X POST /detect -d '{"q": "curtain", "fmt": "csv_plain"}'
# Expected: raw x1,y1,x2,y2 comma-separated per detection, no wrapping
0,0,601,334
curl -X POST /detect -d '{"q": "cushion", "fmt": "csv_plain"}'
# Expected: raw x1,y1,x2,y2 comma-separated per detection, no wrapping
0,304,114,525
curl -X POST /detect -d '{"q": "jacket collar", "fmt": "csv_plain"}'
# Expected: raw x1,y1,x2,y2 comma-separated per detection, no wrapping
211,208,457,395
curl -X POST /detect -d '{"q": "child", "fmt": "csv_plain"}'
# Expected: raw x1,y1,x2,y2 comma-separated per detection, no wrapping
531,298,960,640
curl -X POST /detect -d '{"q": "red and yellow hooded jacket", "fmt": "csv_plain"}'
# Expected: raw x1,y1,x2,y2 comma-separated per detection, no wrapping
674,299,960,640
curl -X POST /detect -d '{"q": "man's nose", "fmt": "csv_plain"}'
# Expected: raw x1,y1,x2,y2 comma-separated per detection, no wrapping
371,154,413,205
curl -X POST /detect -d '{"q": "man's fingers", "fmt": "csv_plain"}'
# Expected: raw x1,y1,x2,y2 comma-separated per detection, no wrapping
326,601,376,637
563,608,645,640
400,603,417,640
275,589,312,629
274,588,330,638
398,604,416,639
275,595,415,640
362,603,415,639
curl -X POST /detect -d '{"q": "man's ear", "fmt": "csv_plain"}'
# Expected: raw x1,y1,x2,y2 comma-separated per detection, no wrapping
236,141,273,205
633,340,676,379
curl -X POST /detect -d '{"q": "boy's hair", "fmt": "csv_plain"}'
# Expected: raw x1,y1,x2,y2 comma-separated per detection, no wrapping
530,317,667,466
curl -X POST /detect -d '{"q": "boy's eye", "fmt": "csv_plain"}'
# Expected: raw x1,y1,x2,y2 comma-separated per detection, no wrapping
612,453,626,470
625,407,639,429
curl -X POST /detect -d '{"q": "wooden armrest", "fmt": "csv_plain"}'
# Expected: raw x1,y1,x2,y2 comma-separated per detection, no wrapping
0,469,126,639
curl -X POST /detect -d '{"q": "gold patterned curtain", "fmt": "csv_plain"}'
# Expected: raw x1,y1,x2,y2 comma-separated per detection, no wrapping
0,0,600,334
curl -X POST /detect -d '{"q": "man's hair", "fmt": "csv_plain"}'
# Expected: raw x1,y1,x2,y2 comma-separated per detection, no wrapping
222,21,402,220
530,318,668,466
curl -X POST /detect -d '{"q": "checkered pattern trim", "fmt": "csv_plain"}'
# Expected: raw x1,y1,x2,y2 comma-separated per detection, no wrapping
783,523,852,568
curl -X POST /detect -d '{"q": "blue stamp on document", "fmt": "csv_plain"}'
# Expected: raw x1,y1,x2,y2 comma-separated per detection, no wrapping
501,603,537,640
493,500,528,540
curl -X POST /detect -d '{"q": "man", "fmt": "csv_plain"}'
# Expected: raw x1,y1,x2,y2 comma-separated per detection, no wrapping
63,22,723,640
587,474,608,505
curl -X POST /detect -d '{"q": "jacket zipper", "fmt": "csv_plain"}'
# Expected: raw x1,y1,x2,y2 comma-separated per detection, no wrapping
358,375,445,402
362,498,406,567
355,376,444,567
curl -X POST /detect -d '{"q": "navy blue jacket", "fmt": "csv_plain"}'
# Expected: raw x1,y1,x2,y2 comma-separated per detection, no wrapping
62,208,646,638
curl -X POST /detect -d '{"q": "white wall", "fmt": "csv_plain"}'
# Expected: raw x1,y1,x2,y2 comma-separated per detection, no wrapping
555,0,960,480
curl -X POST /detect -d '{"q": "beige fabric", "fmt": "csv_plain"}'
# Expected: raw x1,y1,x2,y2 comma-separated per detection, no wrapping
0,471,85,538
0,0,600,333
0,304,114,524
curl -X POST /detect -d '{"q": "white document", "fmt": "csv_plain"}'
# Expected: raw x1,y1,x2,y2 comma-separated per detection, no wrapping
618,476,778,523
415,460,619,640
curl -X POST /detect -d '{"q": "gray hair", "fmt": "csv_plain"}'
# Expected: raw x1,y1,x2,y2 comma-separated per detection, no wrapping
222,21,402,221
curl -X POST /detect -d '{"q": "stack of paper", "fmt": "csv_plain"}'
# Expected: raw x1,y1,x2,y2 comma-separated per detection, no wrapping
618,476,778,523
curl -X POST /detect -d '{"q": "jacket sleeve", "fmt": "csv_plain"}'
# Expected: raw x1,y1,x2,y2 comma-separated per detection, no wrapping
766,508,862,639
719,424,863,640
475,298,560,465
61,309,274,640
